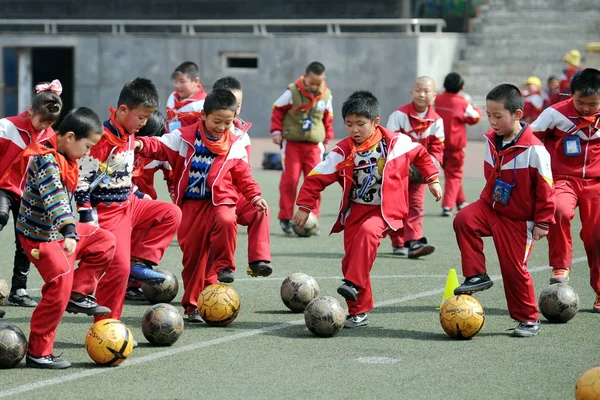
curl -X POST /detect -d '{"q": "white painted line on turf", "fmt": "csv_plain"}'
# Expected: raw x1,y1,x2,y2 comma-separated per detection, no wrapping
357,356,401,365
0,256,587,398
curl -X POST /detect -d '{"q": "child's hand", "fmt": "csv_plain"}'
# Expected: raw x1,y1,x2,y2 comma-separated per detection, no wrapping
272,132,283,146
533,226,548,241
428,182,442,201
63,238,77,256
254,198,268,214
293,210,309,229
134,140,143,152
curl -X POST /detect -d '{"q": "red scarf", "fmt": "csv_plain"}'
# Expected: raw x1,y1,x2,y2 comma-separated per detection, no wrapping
290,77,328,114
107,108,130,146
173,85,207,110
198,122,232,156
336,127,383,171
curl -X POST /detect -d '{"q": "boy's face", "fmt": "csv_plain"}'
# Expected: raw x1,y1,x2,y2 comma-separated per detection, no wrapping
486,100,522,136
526,84,540,93
411,79,436,112
572,91,600,116
202,109,235,138
173,73,200,99
548,79,560,91
117,105,155,135
344,114,380,145
564,62,578,72
230,89,243,117
303,73,325,94
63,131,102,161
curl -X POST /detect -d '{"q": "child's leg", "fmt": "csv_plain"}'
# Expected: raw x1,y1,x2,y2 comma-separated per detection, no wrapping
547,178,578,274
341,204,389,315
236,196,271,265
578,179,600,294
301,142,324,217
453,199,493,277
442,149,465,210
7,194,34,306
404,182,426,242
278,140,304,221
209,205,238,274
491,218,538,322
389,229,405,250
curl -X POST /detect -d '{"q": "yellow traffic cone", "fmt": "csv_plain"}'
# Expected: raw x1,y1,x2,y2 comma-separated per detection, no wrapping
440,268,460,307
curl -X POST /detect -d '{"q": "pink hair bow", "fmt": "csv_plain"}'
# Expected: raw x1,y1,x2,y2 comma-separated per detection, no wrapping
35,79,63,96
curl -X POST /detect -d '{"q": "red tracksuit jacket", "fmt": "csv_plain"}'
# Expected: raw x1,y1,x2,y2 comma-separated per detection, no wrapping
165,87,207,129
434,92,482,151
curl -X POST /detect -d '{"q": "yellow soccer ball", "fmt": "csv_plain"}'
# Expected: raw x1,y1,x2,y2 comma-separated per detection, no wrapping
576,366,600,400
440,295,485,340
198,283,240,327
85,319,134,366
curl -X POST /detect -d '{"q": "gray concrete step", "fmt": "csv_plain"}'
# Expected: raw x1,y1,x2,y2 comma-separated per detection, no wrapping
485,0,600,10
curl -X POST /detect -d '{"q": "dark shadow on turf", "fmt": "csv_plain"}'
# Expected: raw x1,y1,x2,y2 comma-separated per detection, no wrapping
270,252,345,259
371,305,510,316
184,321,292,330
54,341,85,349
254,310,300,315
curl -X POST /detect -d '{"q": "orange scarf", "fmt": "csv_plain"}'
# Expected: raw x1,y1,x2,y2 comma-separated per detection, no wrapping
336,127,383,171
198,122,232,156
572,114,600,132
173,86,207,110
107,108,130,147
290,77,327,115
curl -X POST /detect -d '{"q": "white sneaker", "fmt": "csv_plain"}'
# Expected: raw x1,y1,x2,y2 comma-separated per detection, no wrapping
392,247,408,256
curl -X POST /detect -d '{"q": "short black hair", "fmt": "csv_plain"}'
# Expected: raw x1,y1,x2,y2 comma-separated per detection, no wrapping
171,61,199,81
31,84,63,124
486,84,523,114
443,72,464,94
570,68,600,97
203,89,238,116
117,78,159,110
341,91,380,121
547,75,559,83
305,61,325,76
58,107,103,139
136,110,167,137
212,76,242,92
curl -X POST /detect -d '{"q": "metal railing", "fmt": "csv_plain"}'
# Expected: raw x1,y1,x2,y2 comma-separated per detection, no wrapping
0,18,446,36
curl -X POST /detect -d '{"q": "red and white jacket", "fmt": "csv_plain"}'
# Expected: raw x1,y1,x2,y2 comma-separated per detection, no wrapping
0,112,53,197
531,98,600,179
165,87,207,130
523,91,544,123
296,127,439,234
481,125,555,229
137,122,261,208
434,92,481,151
386,102,445,164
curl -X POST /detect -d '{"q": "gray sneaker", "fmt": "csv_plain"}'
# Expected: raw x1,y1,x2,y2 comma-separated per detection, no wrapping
66,294,111,316
512,321,541,338
392,247,408,256
186,310,203,323
344,313,369,328
442,207,452,217
8,289,37,307
26,353,71,369
279,220,293,234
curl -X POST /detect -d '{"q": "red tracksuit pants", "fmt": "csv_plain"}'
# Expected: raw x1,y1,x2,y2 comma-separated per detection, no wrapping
342,203,390,315
390,181,425,248
179,200,238,313
548,177,600,293
20,224,116,357
278,140,323,220
442,148,467,210
453,199,538,322
94,195,181,321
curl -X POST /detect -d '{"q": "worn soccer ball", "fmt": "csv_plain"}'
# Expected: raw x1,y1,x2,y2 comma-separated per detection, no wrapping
440,295,485,340
292,212,319,237
142,303,184,346
576,366,600,400
538,283,579,323
0,277,8,306
85,319,134,366
280,273,320,312
304,296,346,338
0,322,27,369
142,269,179,304
198,284,240,327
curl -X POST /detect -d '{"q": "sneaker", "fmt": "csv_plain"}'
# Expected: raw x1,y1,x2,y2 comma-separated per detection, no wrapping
454,273,494,295
549,268,570,284
280,219,293,234
457,202,469,210
512,321,541,337
441,207,452,217
125,287,146,301
337,281,359,302
247,261,273,277
0,309,4,319
8,289,37,307
407,238,435,259
392,247,408,256
217,268,234,283
130,263,166,284
186,310,203,323
133,340,138,349
26,353,71,369
593,294,600,313
344,313,369,328
65,294,111,316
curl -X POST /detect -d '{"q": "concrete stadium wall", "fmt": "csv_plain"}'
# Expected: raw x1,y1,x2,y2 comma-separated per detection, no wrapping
0,33,465,137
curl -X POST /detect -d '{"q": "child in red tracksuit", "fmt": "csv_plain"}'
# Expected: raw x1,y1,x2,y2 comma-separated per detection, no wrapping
136,89,268,322
294,91,442,328
453,84,555,338
17,108,115,368
522,77,544,124
166,61,207,132
531,68,600,311
0,79,63,309
386,76,444,258
75,78,182,322
435,72,482,217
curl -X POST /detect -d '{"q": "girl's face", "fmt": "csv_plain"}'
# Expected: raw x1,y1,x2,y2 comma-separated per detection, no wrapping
28,108,55,132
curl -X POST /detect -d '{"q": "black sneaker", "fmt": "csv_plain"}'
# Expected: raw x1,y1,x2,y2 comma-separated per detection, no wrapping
26,353,71,369
441,207,452,217
217,268,234,283
125,287,146,301
337,280,359,302
247,261,273,277
454,273,494,295
65,294,111,316
280,220,293,234
344,313,369,328
0,309,4,319
186,310,203,323
512,321,541,338
407,238,435,259
8,289,38,307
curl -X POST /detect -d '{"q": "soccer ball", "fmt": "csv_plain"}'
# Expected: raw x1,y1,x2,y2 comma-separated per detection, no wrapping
0,277,8,306
85,319,134,366
440,295,485,340
0,322,27,369
576,366,600,400
292,213,319,237
538,283,579,323
280,273,320,312
142,268,179,304
198,284,240,327
304,296,346,338
142,303,184,346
